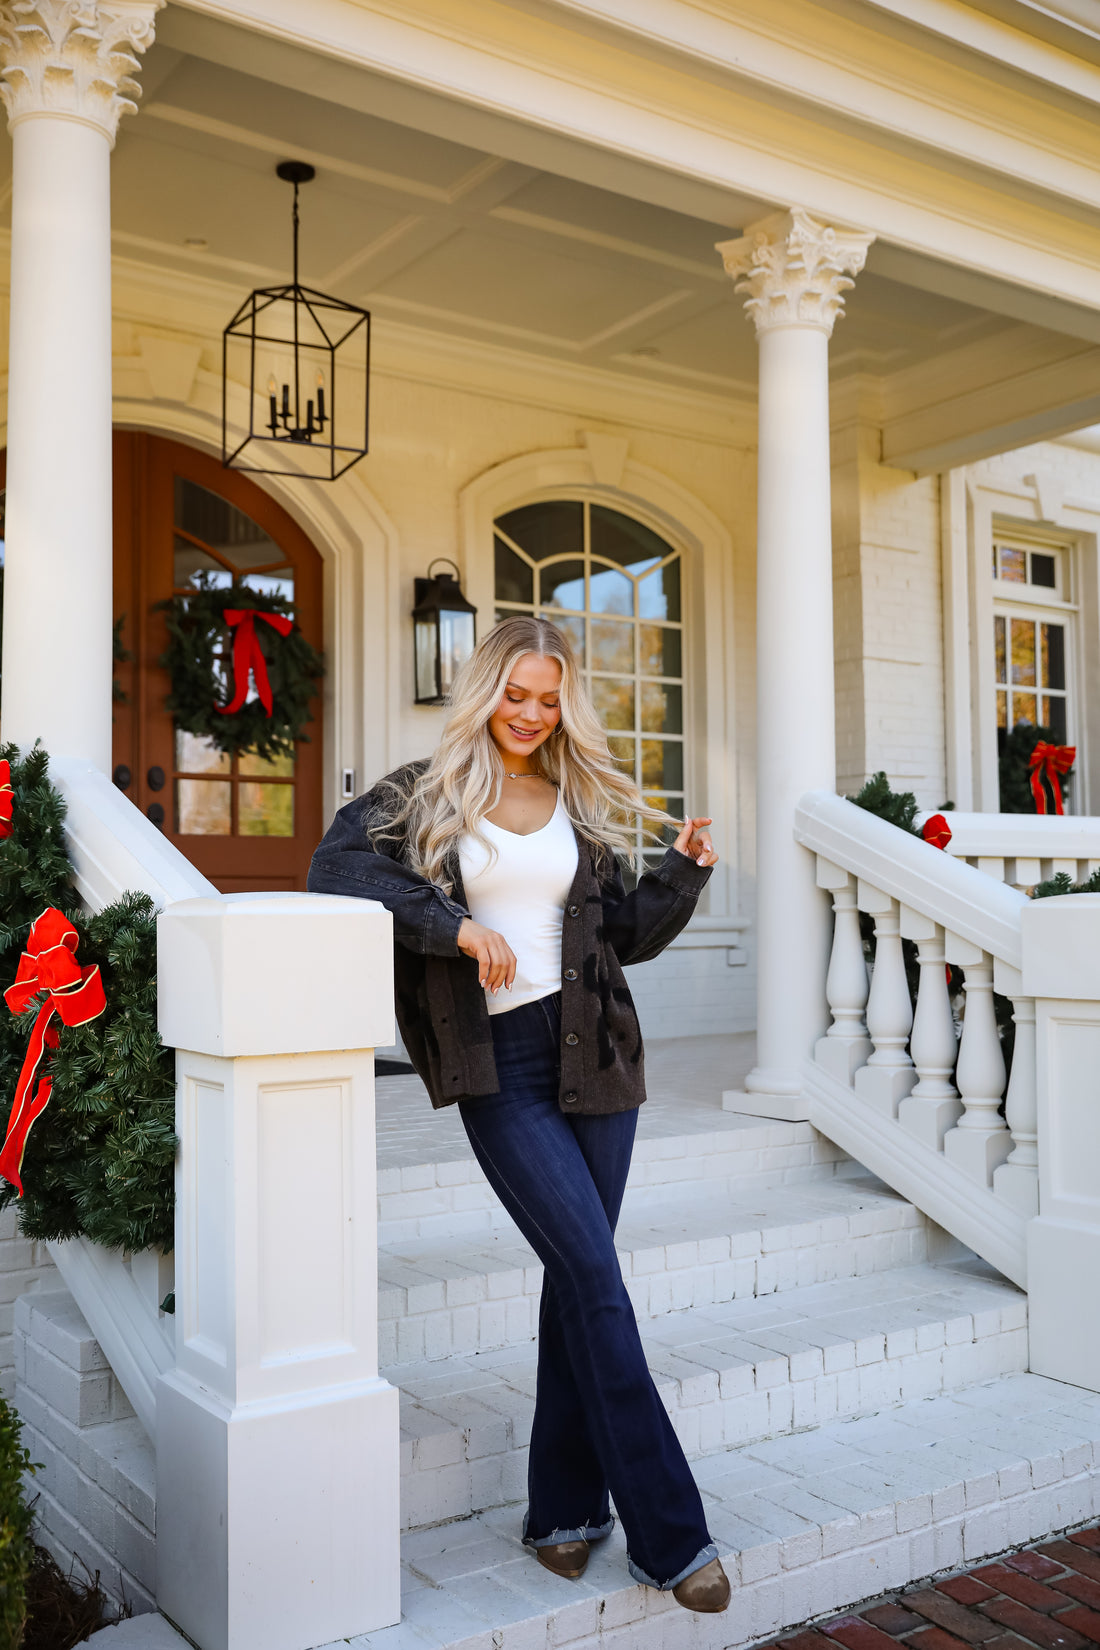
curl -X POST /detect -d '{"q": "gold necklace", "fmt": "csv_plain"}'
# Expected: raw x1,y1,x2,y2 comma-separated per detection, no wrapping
505,770,540,779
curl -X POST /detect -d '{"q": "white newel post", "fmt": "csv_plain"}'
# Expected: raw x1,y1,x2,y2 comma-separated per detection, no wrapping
718,210,874,1120
1023,893,1100,1392
0,0,161,770
156,894,401,1650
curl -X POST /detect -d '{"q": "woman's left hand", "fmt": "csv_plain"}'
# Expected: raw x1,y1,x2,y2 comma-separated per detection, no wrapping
673,816,718,867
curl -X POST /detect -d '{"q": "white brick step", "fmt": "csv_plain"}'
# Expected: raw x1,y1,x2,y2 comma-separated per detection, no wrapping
379,1176,941,1366
394,1259,1026,1532
377,1106,850,1245
351,1370,1100,1650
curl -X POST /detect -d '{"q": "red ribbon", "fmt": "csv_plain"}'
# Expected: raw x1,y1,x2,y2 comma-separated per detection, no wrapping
0,909,106,1196
922,814,953,851
0,761,12,840
1028,742,1076,816
216,608,293,718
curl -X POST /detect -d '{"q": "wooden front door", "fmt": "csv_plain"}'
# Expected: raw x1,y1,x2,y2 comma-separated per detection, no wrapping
112,434,324,892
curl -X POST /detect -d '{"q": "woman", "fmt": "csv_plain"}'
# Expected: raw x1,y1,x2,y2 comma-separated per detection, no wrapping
307,614,730,1613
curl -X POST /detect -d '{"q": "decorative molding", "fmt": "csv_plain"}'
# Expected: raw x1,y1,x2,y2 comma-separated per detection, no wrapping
582,429,629,488
0,0,162,141
137,333,202,404
716,208,874,338
1024,469,1068,524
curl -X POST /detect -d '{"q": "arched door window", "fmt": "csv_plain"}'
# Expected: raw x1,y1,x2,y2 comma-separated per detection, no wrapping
493,500,684,861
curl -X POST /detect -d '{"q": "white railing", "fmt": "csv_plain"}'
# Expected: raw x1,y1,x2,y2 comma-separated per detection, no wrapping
926,810,1100,893
796,791,1032,1287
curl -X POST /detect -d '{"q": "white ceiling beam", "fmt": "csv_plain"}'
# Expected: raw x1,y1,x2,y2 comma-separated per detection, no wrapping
161,1,1100,325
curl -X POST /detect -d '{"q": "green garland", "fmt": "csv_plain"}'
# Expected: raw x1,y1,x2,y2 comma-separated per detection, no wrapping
0,746,176,1254
998,721,1074,814
158,578,325,761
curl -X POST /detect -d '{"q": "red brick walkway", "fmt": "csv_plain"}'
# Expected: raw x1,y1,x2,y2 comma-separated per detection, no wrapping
763,1528,1100,1650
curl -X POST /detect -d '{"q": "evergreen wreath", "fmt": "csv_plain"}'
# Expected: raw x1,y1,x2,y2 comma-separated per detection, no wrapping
0,745,176,1254
998,721,1074,815
157,577,325,761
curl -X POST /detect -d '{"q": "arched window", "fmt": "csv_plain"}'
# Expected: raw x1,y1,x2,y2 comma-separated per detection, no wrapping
493,500,684,859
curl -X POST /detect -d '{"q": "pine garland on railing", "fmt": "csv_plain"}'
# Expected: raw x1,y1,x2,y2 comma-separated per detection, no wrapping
0,745,175,1254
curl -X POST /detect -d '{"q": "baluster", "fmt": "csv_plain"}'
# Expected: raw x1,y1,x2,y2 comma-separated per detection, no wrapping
943,950,1011,1183
814,862,871,1084
854,889,915,1115
898,913,961,1149
993,997,1039,1217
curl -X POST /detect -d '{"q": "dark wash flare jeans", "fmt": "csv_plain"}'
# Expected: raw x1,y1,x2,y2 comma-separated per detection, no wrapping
458,993,717,1591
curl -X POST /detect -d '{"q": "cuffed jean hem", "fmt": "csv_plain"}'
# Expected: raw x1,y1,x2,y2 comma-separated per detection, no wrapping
523,1516,615,1550
627,1541,719,1592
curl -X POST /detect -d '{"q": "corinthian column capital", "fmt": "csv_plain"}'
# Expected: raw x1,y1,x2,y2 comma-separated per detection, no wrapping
0,0,162,142
716,208,874,337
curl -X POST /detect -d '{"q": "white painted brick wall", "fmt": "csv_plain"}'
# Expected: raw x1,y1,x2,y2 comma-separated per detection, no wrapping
0,1206,55,1400
625,944,754,1041
13,1290,155,1617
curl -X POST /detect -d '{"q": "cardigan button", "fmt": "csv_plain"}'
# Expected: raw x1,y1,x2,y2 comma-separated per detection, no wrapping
567,904,580,917
563,1091,578,1105
564,968,577,981
565,1032,579,1046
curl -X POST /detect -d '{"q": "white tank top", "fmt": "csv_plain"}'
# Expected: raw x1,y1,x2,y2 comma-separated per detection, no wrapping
458,791,580,1017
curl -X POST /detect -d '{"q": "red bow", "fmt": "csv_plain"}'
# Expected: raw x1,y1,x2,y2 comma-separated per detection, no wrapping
922,814,953,851
1028,741,1076,816
0,761,11,840
216,608,294,718
0,909,106,1196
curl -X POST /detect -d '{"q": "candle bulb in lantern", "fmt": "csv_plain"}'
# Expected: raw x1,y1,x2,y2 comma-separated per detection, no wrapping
281,382,290,420
267,374,278,435
316,369,326,429
306,400,315,435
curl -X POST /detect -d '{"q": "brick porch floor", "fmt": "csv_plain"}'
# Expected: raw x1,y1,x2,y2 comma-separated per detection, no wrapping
767,1526,1100,1650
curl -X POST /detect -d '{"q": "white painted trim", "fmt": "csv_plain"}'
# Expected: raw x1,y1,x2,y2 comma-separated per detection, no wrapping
924,811,1100,858
458,445,739,919
941,469,974,810
803,1058,1027,1287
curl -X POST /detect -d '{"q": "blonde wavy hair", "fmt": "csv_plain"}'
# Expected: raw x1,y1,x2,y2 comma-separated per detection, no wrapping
382,614,676,889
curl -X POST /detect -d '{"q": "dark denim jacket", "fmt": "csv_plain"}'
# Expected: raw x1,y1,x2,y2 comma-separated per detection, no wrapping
306,762,712,1114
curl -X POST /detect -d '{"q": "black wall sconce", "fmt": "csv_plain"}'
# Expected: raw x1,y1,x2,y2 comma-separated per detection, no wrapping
412,560,477,704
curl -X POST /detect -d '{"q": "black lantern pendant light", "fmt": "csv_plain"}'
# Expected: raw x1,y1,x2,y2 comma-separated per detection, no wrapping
412,560,478,705
222,160,371,481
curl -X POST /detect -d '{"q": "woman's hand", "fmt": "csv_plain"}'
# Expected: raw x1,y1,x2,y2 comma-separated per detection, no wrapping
673,816,718,868
457,918,517,994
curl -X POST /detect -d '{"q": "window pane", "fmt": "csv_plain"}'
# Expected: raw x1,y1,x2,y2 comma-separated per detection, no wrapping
176,779,231,834
998,547,1026,583
591,676,634,730
639,624,682,678
496,502,582,563
1013,692,1037,727
174,535,232,591
637,560,681,623
240,568,294,602
550,613,585,664
175,730,230,775
608,734,635,774
239,748,295,778
239,782,295,837
641,739,683,792
588,564,633,617
641,682,682,734
1042,622,1066,691
994,615,1006,686
590,506,671,573
174,477,282,573
540,559,586,611
494,536,534,605
1011,617,1036,686
590,618,633,674
1031,552,1057,589
997,689,1007,730
1044,697,1068,743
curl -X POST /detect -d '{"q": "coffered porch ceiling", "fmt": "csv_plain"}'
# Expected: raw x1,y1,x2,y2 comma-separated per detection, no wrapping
6,0,1100,470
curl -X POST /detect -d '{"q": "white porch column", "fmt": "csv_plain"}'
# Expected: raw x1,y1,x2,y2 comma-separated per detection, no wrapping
718,210,873,1120
0,0,160,770
156,893,401,1650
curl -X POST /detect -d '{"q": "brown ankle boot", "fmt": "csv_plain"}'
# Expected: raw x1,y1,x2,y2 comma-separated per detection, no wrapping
535,1540,589,1579
672,1557,731,1612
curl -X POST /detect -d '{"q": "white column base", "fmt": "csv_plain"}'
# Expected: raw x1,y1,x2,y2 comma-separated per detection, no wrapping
156,1369,401,1650
994,1160,1040,1220
943,1122,1012,1184
853,1062,916,1116
814,1032,872,1087
1027,1217,1100,1391
733,1067,810,1121
898,1091,963,1151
